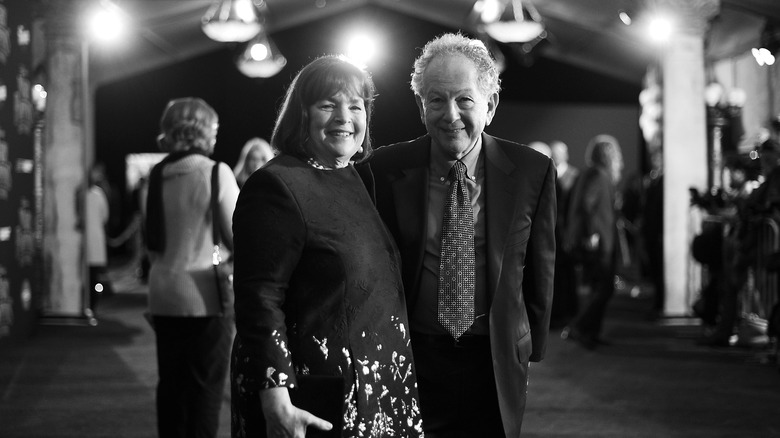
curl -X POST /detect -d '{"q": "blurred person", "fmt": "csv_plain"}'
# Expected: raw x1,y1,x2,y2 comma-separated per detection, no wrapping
528,141,551,157
233,137,275,188
85,163,111,316
551,140,578,197
144,97,239,438
641,150,664,320
367,33,556,437
562,134,624,350
550,140,580,328
699,138,780,346
230,55,423,438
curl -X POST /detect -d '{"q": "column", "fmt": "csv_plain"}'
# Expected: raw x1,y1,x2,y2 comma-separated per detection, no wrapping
39,0,92,322
659,0,720,316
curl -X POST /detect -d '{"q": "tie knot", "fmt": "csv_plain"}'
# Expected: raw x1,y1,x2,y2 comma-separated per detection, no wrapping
449,161,467,182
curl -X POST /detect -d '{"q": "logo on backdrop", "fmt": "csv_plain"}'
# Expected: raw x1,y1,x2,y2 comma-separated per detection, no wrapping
0,128,11,199
0,265,12,338
0,5,10,64
16,196,34,267
14,66,33,135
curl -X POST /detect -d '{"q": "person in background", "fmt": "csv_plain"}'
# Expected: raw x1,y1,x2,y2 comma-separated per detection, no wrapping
366,33,556,437
562,134,624,350
230,55,423,438
233,137,276,188
700,137,780,346
144,97,239,438
85,163,111,317
641,149,664,320
528,141,551,157
550,140,580,329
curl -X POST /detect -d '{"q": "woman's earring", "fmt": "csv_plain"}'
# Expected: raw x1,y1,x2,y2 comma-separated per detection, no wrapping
357,146,364,154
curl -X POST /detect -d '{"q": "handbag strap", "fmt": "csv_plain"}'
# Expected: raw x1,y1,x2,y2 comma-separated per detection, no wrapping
210,162,221,247
210,162,228,315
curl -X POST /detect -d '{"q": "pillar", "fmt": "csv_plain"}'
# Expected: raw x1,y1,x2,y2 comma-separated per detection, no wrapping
659,0,720,316
39,1,92,322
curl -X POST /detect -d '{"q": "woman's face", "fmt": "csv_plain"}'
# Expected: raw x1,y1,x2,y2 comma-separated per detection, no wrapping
245,147,273,173
306,90,366,168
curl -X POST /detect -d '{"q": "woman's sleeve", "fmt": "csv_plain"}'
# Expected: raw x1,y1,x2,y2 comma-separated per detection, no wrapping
232,168,305,390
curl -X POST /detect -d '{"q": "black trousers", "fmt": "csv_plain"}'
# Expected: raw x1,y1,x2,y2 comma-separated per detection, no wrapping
411,333,505,438
573,257,616,339
153,316,232,438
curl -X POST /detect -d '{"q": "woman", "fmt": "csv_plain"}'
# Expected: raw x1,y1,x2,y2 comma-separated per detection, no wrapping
562,134,624,350
231,56,423,438
233,137,275,188
144,97,239,438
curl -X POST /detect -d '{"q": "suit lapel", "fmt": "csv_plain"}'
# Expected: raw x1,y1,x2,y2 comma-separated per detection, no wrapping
483,134,517,298
392,165,428,250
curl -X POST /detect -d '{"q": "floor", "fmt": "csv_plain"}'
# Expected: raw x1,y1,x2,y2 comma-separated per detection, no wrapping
2,264,780,438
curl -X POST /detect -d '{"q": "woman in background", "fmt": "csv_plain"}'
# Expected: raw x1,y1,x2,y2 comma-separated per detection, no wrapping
144,97,239,438
562,134,624,350
230,55,423,438
233,137,276,188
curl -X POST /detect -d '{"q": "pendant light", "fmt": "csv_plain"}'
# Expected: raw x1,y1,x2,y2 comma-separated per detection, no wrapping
236,32,287,78
202,0,265,43
482,0,545,44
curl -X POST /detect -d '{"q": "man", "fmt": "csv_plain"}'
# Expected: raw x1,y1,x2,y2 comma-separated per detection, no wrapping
549,140,580,328
365,33,556,437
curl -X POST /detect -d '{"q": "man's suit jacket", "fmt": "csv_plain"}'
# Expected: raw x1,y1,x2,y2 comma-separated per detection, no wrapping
363,133,556,437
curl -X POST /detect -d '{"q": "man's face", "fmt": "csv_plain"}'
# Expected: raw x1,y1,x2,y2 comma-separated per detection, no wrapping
550,142,568,166
415,54,498,159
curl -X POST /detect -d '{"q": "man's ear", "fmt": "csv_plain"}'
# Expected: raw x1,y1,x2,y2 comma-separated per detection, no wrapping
485,92,499,126
415,95,425,124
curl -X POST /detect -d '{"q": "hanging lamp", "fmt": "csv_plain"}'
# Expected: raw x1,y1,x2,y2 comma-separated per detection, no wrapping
236,32,287,78
202,0,265,43
482,0,545,44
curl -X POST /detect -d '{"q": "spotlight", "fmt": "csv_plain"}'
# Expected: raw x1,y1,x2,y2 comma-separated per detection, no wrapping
342,32,378,69
753,23,780,66
751,48,775,66
86,0,128,44
647,15,674,44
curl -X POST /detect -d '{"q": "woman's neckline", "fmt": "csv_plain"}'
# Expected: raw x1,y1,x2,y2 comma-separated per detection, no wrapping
306,157,351,171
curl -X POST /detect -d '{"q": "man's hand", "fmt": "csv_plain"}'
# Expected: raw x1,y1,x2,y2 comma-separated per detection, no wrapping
260,387,333,438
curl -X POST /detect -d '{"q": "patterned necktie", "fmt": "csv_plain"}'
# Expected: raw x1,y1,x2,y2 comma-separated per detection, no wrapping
437,160,476,339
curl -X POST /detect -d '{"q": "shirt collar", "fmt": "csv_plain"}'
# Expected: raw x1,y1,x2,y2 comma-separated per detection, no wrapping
430,135,483,182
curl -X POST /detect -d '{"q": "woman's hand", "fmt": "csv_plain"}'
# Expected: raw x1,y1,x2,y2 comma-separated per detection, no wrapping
260,387,333,437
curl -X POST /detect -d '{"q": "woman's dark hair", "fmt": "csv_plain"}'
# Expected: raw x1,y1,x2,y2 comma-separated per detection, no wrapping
270,55,376,163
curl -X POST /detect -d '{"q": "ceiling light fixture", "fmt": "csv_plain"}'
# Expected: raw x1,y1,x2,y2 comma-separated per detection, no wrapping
618,10,632,26
202,0,265,43
647,14,674,44
481,0,545,44
236,33,287,78
86,0,128,44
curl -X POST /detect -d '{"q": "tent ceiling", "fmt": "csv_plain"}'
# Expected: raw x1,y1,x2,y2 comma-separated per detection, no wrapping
82,0,780,86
